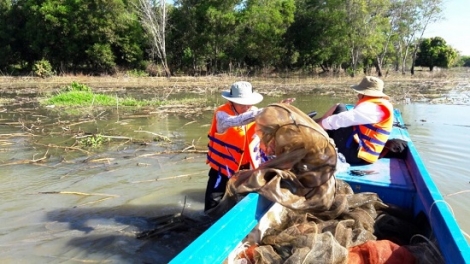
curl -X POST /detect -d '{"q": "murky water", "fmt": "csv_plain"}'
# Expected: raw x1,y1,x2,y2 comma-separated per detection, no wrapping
1,84,469,263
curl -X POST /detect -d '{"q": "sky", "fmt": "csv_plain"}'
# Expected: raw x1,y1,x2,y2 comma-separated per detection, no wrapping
422,0,470,55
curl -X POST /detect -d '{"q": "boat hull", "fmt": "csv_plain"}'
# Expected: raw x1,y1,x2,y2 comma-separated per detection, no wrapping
170,109,470,264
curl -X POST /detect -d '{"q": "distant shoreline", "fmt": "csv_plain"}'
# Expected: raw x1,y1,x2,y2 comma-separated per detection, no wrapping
0,69,467,103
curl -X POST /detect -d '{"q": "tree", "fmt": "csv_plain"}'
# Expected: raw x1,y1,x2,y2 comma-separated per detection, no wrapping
409,0,444,75
387,0,443,75
168,0,239,75
415,37,458,71
285,0,349,73
14,0,144,74
362,0,391,77
0,0,15,72
460,56,470,67
235,0,295,71
134,0,171,77
336,0,390,77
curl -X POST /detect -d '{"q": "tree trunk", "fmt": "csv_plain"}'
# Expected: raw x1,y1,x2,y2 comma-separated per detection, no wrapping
375,60,383,77
135,0,171,78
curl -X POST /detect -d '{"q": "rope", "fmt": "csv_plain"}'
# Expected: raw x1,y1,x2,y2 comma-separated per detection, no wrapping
409,234,445,263
428,199,455,219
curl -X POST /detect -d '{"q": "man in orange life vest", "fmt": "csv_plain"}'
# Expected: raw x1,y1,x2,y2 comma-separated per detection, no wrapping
315,76,394,165
205,81,265,211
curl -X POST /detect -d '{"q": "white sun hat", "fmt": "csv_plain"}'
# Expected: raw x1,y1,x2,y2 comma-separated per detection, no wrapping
221,81,263,105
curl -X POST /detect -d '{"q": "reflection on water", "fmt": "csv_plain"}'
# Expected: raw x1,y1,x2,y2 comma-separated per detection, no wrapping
0,105,211,262
1,88,469,262
401,103,470,239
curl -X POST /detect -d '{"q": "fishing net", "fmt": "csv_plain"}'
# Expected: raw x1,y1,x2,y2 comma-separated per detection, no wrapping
207,103,337,218
205,103,443,264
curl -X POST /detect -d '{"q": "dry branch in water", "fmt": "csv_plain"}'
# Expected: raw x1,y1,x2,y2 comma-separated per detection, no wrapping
37,191,119,207
87,158,115,163
445,190,470,197
131,170,206,183
134,149,208,159
0,132,35,137
33,142,91,154
0,150,50,166
37,191,119,197
134,130,171,142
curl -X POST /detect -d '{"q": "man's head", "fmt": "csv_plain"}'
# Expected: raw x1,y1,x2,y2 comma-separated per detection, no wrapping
351,76,389,99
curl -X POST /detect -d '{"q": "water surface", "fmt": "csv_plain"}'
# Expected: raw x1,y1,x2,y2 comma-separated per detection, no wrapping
0,86,469,263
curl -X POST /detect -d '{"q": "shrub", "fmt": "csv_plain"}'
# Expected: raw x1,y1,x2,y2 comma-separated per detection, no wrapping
63,82,93,92
33,59,54,78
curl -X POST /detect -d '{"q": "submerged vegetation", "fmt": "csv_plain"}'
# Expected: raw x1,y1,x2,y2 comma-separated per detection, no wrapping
79,134,110,148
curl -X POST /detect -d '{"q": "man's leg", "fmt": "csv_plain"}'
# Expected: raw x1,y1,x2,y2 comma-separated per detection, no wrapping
204,168,228,212
327,104,368,165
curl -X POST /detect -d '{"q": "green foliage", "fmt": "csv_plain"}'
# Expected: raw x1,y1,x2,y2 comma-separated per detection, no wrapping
79,134,110,148
416,37,459,71
237,0,296,68
127,69,149,77
181,47,195,71
44,90,167,107
119,97,141,106
42,82,187,107
0,0,451,75
460,56,470,67
3,0,144,75
86,44,116,73
63,82,93,92
46,91,113,106
33,59,54,78
285,0,350,69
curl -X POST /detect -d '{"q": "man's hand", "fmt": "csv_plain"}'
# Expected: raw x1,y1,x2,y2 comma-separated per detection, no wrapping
280,98,296,104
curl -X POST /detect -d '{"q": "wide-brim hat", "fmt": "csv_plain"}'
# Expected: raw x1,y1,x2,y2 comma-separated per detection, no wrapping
221,81,263,105
351,76,389,99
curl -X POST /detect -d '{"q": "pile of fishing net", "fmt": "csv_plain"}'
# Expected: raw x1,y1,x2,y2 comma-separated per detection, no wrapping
206,104,444,264
233,179,444,264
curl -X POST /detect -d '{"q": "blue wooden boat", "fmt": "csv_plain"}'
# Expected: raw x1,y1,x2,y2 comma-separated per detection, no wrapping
170,108,470,264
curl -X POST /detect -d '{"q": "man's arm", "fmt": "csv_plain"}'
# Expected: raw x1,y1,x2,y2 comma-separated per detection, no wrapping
315,103,340,123
321,102,384,130
216,109,262,133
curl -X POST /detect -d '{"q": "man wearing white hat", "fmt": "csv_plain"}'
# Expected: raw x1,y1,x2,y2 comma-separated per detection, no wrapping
204,81,295,211
315,76,394,165
204,81,264,211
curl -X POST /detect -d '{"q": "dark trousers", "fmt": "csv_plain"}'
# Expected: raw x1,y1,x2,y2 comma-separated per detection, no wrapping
326,104,370,165
204,164,250,212
204,168,229,212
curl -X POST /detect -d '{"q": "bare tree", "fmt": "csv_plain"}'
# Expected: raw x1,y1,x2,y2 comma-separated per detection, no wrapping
134,0,171,77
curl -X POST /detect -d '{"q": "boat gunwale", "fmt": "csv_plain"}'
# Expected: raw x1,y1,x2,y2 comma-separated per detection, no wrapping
404,139,470,263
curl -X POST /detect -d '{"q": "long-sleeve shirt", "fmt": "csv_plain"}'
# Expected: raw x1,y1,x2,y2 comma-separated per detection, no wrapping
321,102,384,130
216,108,263,133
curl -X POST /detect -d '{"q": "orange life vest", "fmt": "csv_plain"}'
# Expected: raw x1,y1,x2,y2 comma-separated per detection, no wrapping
206,103,262,177
353,97,393,163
